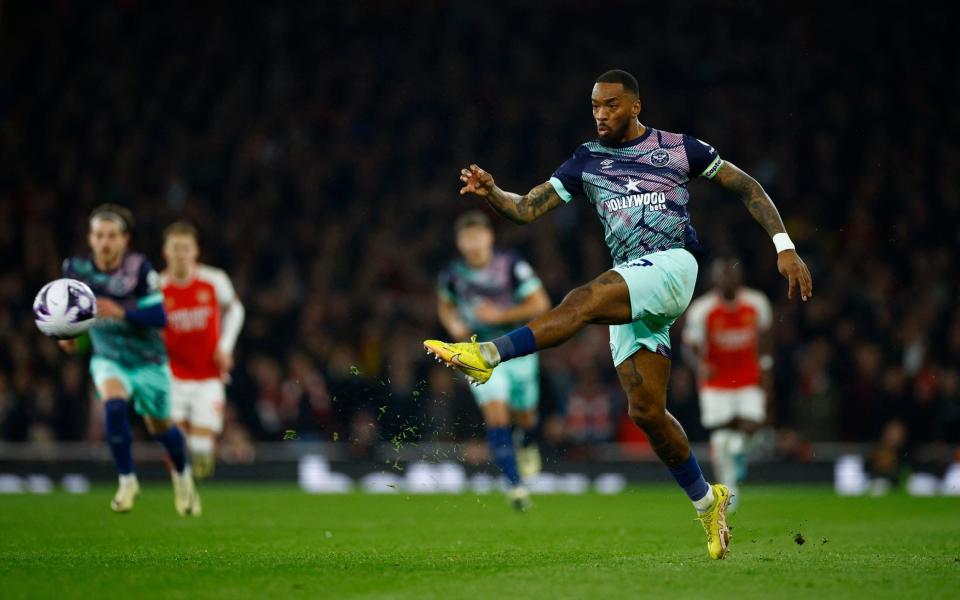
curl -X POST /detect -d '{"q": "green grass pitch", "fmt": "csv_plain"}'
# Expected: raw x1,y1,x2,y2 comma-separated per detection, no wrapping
1,484,958,599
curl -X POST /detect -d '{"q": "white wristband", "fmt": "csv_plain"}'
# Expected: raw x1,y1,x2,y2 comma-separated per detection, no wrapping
772,232,795,254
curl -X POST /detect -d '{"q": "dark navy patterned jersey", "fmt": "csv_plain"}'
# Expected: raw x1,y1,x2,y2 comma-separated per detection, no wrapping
63,252,168,366
437,251,543,339
549,127,723,265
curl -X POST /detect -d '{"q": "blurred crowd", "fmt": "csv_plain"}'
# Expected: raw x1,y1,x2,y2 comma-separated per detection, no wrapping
1,2,958,469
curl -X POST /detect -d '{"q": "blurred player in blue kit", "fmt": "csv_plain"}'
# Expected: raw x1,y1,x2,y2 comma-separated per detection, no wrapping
435,211,551,511
59,204,200,516
426,70,813,559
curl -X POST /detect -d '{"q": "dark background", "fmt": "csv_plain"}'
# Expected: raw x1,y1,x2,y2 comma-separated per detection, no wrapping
1,1,957,468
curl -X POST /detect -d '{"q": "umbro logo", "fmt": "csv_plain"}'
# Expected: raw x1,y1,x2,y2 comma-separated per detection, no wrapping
600,159,614,170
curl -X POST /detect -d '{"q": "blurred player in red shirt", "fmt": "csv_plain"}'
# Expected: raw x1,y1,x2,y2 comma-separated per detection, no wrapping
683,258,773,511
161,222,245,479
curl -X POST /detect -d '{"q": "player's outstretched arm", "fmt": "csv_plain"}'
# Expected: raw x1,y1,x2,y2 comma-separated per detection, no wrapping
459,164,563,225
711,161,813,301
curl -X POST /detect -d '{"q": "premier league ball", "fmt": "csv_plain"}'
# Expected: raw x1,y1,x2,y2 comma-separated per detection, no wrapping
33,278,98,339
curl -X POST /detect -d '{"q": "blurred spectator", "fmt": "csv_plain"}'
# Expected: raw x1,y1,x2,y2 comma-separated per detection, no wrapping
565,364,616,446
219,405,256,466
0,2,957,461
869,419,908,490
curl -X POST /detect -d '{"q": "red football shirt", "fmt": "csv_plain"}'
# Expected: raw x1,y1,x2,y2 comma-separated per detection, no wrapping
161,265,238,380
682,288,772,389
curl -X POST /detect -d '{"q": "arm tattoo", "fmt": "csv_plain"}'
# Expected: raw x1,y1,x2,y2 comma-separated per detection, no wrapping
713,162,786,237
485,181,563,224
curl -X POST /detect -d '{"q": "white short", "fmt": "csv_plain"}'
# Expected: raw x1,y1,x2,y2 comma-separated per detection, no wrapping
170,377,226,433
699,386,765,429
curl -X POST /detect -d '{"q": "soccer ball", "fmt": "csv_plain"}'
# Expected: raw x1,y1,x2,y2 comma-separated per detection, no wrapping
33,278,98,339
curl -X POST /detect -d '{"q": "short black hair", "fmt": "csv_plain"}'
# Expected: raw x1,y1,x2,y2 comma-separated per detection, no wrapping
89,203,135,232
595,69,639,97
454,210,492,233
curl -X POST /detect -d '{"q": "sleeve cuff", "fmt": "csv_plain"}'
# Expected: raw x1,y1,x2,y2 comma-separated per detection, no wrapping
515,279,543,300
136,292,164,308
548,177,574,203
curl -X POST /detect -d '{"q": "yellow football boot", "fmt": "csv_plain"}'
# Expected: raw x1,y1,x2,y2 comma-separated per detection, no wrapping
423,335,494,385
697,483,733,560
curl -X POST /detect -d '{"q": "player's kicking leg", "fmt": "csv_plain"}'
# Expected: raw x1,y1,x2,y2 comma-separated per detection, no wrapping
426,249,731,558
424,270,632,381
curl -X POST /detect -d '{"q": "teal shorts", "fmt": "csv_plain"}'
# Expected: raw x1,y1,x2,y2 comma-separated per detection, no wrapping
609,248,699,366
470,353,539,412
90,356,172,419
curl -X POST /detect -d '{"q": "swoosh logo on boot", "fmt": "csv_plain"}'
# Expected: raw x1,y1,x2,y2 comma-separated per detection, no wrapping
450,353,484,373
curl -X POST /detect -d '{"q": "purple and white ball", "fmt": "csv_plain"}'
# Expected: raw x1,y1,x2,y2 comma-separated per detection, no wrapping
33,278,98,339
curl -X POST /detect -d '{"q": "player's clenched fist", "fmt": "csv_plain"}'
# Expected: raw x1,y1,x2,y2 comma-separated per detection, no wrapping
459,164,496,197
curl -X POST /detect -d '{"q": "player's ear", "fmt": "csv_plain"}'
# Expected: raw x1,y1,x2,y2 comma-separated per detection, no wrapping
632,97,641,118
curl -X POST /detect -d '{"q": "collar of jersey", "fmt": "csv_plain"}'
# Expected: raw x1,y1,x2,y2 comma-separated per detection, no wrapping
87,252,125,274
597,126,654,149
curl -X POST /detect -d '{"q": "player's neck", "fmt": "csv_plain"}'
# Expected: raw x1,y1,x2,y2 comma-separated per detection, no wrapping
94,253,123,272
618,120,645,144
466,259,491,270
465,253,492,269
170,266,195,284
720,288,738,302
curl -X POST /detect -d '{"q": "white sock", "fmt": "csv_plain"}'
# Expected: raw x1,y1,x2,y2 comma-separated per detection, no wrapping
189,434,215,455
479,342,501,366
119,473,138,486
693,485,716,513
173,464,193,480
711,429,737,488
728,430,748,488
727,430,747,455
